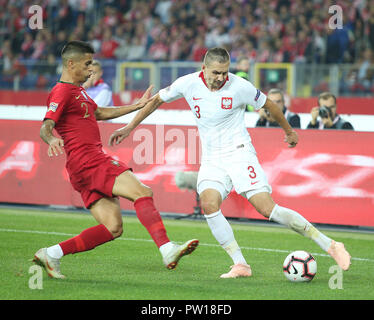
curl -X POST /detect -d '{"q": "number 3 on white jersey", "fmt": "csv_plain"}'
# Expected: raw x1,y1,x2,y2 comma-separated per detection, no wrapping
194,105,201,119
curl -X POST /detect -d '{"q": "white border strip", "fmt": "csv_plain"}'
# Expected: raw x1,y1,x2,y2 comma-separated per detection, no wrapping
1,105,373,131
1,227,372,263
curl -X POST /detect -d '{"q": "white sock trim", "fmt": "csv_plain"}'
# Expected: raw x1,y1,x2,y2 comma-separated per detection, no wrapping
204,210,222,219
46,244,63,260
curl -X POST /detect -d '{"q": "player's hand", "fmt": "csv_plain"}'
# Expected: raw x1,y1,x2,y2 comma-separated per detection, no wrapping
258,108,267,120
48,137,64,157
310,106,319,125
109,126,132,146
284,130,298,148
137,85,154,109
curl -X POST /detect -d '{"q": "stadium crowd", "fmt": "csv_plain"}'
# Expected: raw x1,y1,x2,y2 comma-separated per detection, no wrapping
1,0,374,92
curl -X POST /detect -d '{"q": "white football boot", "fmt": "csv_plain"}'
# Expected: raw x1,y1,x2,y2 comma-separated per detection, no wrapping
32,248,66,279
163,239,199,270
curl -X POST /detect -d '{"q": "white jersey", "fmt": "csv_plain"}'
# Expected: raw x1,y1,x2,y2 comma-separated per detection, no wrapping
159,71,266,160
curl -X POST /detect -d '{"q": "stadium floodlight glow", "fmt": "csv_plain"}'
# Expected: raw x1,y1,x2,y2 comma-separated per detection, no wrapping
174,171,202,219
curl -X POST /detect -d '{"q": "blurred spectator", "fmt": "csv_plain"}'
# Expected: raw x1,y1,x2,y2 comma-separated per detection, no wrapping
325,26,350,64
99,28,118,59
2,48,27,84
21,32,34,58
234,56,255,112
148,35,169,61
51,30,68,57
56,0,74,33
83,60,113,107
155,0,172,24
307,92,354,130
126,36,147,61
189,36,208,62
30,32,46,60
256,88,300,128
357,48,374,91
234,56,250,80
86,28,101,53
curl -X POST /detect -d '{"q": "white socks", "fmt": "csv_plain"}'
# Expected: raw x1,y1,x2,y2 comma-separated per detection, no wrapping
46,244,64,259
159,241,174,257
205,210,247,265
269,204,332,252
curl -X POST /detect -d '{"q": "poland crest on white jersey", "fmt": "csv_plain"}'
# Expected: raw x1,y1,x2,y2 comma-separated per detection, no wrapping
159,71,267,160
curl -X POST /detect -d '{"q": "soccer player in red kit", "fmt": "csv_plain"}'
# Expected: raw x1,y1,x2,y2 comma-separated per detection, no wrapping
32,41,198,279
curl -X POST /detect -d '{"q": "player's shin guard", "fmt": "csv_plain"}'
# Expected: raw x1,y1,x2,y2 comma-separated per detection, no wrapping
269,204,332,251
134,196,170,248
59,224,114,255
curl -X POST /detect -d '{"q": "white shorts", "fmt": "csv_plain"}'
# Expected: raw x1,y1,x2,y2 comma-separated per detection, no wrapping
197,144,272,200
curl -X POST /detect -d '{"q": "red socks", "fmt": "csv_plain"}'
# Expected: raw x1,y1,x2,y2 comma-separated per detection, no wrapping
59,224,114,255
134,196,170,248
58,197,168,255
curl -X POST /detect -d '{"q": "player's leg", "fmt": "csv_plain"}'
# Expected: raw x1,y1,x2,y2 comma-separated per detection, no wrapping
199,183,251,278
33,197,119,279
112,170,199,269
247,192,351,270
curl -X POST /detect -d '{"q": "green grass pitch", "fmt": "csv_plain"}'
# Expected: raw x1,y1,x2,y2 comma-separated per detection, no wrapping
0,206,373,300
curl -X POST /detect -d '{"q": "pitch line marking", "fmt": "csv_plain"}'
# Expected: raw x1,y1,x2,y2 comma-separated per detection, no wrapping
0,227,373,263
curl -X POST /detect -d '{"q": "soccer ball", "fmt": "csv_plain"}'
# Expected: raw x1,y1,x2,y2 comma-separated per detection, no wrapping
283,250,317,282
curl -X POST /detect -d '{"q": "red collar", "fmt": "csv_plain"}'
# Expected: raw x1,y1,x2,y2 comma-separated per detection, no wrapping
199,71,229,90
93,79,105,87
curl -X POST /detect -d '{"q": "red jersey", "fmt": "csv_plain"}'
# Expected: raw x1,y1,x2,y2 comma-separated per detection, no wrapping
44,81,103,171
44,81,130,208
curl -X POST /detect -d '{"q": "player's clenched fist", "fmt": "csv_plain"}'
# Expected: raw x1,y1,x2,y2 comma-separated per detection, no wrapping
284,130,298,148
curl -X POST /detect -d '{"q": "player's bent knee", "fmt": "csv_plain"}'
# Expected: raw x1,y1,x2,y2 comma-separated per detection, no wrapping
107,223,123,238
200,198,221,215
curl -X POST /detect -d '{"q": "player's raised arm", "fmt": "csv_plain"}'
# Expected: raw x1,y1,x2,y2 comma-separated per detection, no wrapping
40,119,65,157
95,85,153,121
262,98,298,148
108,93,164,146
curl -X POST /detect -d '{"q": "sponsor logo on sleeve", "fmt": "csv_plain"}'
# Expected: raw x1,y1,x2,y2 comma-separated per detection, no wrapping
254,89,261,101
47,102,59,112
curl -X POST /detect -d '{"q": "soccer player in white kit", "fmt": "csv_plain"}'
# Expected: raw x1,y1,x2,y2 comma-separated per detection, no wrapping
109,48,351,278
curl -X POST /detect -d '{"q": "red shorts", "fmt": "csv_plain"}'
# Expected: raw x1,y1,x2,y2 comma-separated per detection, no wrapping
67,154,131,208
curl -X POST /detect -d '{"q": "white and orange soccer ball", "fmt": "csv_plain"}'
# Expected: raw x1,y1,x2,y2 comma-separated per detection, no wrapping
283,250,317,282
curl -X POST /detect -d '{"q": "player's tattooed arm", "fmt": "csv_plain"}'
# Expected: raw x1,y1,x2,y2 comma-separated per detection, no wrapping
40,119,64,156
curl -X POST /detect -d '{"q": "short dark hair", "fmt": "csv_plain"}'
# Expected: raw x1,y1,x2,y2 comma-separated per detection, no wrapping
318,92,336,106
61,40,95,65
268,88,285,104
203,47,230,66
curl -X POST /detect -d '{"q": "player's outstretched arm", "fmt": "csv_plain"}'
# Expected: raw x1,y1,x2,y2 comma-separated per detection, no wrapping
95,85,154,121
263,98,298,148
40,119,65,157
108,93,164,146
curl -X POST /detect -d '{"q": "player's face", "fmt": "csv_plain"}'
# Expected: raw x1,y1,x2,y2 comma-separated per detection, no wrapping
71,53,94,84
268,93,284,111
203,61,230,90
318,97,336,118
90,65,103,83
